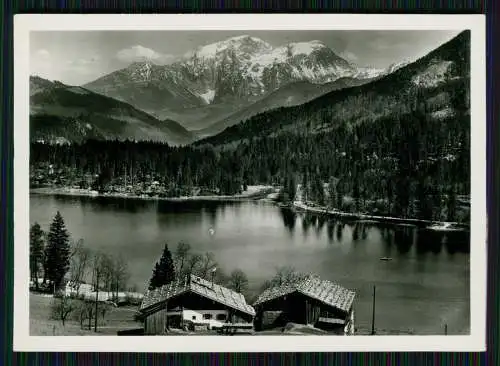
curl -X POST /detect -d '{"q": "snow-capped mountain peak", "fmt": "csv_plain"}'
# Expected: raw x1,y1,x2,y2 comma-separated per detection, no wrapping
385,59,413,74
355,66,385,79
352,58,415,80
166,35,364,104
127,60,156,81
185,35,273,60
286,40,327,56
85,35,385,110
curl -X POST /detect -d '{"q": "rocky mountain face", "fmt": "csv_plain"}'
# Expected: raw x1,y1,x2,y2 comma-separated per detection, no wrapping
179,36,360,104
30,77,194,145
196,31,470,147
83,35,400,127
195,76,379,138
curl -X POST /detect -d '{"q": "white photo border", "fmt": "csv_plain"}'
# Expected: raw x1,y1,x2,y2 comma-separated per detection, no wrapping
13,13,487,352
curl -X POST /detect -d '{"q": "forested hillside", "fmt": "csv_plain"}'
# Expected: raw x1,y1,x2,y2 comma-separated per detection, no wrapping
195,76,377,137
30,77,194,146
196,31,469,146
29,31,470,224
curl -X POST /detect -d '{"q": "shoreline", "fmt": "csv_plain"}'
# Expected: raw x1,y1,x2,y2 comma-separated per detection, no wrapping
30,186,278,203
29,187,469,230
290,201,470,230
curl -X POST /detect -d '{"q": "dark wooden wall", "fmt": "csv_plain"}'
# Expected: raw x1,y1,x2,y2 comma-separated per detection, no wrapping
254,291,350,331
144,308,167,335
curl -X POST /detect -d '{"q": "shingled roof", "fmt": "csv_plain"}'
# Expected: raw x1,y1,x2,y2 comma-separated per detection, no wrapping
253,274,355,313
140,274,255,316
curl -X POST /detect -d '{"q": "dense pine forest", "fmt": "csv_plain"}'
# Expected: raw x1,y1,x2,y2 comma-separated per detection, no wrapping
30,99,470,224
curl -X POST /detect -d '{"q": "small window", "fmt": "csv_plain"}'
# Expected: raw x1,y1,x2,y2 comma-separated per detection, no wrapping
203,314,213,320
192,315,196,320
216,314,226,321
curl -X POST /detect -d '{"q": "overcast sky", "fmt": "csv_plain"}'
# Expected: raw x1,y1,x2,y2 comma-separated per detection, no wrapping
30,30,462,86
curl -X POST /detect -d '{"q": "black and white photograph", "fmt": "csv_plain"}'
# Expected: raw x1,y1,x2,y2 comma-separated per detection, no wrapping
14,14,486,352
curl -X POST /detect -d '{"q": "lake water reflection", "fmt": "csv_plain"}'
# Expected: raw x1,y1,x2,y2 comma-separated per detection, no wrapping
29,194,470,335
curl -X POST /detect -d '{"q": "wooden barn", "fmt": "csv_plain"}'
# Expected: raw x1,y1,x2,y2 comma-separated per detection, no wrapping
253,275,356,335
139,274,255,334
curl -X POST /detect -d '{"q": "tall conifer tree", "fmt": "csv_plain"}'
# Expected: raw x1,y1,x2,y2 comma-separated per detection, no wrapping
148,243,176,290
30,222,45,290
45,211,71,289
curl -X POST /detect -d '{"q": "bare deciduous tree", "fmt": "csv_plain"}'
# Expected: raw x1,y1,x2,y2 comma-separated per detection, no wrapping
259,279,273,292
74,300,94,330
174,241,191,275
199,252,217,279
42,231,49,285
91,251,107,332
185,253,203,277
99,253,114,298
227,269,249,294
69,239,90,296
51,295,76,326
111,255,129,302
269,266,307,287
100,304,109,321
83,300,96,330
128,284,138,293
214,268,228,286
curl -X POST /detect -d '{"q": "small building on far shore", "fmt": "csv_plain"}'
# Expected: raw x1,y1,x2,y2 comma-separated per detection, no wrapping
253,274,356,335
139,274,255,334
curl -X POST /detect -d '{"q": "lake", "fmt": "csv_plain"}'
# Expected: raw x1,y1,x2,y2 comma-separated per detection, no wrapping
30,193,470,335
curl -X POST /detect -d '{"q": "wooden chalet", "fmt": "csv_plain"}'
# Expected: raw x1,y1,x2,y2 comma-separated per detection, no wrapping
253,274,356,335
139,274,255,334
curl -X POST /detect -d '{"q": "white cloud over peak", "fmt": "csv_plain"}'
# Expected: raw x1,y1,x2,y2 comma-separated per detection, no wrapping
115,45,175,65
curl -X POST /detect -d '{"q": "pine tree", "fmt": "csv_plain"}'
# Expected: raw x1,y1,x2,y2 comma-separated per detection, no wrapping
158,243,176,283
311,173,325,206
416,177,433,220
446,186,457,222
301,170,309,203
148,262,162,290
328,176,336,209
432,183,443,221
148,243,176,290
281,172,297,203
45,211,71,289
287,173,297,203
352,178,361,213
30,222,45,291
336,178,344,210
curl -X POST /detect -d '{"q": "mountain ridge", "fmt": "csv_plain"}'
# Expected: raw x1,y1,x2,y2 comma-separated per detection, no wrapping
31,32,463,145
83,35,396,129
29,77,194,145
194,30,470,147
